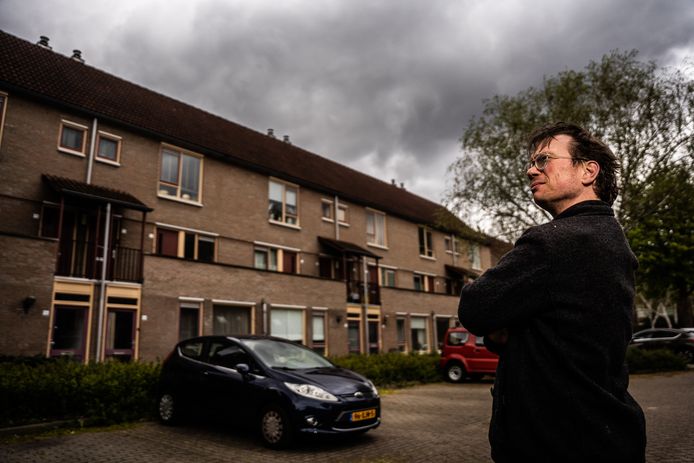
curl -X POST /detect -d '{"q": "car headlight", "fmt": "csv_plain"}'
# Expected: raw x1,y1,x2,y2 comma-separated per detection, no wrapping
367,380,380,398
284,382,338,402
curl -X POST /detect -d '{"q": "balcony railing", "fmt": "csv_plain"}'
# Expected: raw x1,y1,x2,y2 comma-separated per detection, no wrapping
56,240,143,283
346,280,381,305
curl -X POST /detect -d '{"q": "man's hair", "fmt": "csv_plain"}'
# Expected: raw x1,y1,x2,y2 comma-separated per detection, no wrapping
527,122,619,205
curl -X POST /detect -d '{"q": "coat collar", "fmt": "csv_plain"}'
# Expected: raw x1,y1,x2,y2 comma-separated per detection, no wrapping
553,200,614,221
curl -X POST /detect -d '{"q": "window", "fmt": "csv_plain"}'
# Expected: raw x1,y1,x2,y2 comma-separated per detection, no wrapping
410,317,429,352
380,267,396,287
444,236,460,254
155,227,216,262
414,273,435,292
469,242,481,270
366,209,386,247
254,245,299,273
208,341,253,370
419,226,434,258
179,339,204,360
321,199,349,225
436,317,451,350
396,318,407,352
269,180,299,225
179,303,201,341
0,93,7,148
271,308,304,342
213,305,251,335
312,312,326,355
58,120,88,155
159,147,202,202
96,131,121,164
254,247,278,271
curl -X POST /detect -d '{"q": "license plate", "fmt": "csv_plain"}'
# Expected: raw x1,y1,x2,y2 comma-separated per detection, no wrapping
351,409,376,422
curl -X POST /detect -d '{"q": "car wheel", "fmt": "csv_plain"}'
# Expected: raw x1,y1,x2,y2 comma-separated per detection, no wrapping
157,392,180,425
445,363,465,383
260,405,293,448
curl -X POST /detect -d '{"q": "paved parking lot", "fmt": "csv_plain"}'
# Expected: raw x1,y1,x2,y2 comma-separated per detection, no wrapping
1,370,693,462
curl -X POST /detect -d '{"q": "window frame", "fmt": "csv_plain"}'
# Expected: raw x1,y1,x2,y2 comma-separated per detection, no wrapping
268,179,300,227
311,309,327,355
0,92,7,149
321,199,349,226
469,242,482,270
253,242,300,274
57,120,88,157
178,301,202,341
154,225,217,262
95,130,122,165
158,145,204,205
418,226,434,258
380,266,396,288
366,208,387,248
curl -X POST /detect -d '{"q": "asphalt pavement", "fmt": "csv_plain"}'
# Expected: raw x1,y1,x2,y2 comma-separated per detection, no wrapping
1,370,692,462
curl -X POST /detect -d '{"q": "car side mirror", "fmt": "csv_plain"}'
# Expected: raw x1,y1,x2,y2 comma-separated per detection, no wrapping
236,363,250,376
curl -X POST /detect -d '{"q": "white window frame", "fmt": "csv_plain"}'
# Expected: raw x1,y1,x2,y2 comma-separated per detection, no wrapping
58,120,88,157
158,145,204,205
366,208,387,248
469,242,481,270
419,226,434,259
379,265,397,288
253,241,301,273
268,179,300,227
270,305,306,343
95,130,122,166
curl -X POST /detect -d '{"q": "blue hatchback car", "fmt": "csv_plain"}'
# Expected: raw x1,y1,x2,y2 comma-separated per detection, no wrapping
157,335,381,447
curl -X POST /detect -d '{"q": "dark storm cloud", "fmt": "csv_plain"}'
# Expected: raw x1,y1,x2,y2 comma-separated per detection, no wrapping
1,0,693,203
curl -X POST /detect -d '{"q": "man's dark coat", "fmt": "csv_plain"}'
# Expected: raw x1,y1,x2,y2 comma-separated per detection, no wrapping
458,201,646,463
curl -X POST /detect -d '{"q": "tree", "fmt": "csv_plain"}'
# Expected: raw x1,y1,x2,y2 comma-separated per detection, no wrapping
627,166,694,327
447,50,694,326
447,50,694,241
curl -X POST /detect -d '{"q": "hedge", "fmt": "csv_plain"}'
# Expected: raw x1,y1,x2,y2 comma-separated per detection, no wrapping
625,347,689,373
0,358,160,427
331,352,441,388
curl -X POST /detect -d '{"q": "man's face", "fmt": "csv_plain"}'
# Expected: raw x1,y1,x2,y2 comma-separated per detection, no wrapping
527,134,589,216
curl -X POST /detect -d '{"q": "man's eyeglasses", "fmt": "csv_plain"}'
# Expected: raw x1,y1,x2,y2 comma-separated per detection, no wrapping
526,153,587,171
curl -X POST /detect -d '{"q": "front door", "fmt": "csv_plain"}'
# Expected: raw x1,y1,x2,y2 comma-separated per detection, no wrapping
50,305,88,360
368,320,379,354
105,309,136,361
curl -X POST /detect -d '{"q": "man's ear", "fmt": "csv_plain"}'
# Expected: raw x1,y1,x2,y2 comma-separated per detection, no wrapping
581,160,600,186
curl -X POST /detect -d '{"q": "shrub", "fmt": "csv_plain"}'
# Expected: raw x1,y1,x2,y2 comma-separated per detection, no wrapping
626,347,688,373
0,359,160,427
331,352,441,388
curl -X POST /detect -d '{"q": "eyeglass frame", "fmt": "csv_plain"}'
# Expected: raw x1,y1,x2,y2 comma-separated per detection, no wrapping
526,153,588,172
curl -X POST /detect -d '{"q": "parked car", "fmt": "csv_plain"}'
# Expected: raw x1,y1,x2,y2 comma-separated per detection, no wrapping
157,335,380,448
630,328,694,363
439,327,499,382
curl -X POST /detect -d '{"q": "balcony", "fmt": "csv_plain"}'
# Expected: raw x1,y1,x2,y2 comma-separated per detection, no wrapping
346,280,381,305
56,240,143,283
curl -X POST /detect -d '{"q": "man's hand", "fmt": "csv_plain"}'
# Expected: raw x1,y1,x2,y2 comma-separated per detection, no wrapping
488,328,509,345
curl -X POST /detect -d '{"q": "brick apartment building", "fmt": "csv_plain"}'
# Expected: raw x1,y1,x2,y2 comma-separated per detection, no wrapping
0,31,507,362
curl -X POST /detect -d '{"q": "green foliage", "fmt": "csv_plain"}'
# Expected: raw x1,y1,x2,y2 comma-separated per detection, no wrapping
331,352,441,388
626,347,689,373
448,50,694,241
0,359,160,427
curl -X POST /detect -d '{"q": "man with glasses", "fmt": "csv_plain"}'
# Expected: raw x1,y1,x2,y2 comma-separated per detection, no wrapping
458,122,646,462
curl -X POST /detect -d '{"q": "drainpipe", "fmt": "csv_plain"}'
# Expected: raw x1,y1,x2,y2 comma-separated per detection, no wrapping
86,118,98,184
262,299,268,335
334,195,340,240
362,257,369,355
95,202,111,362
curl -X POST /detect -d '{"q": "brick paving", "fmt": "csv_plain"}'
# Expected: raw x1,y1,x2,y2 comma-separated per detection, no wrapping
1,370,692,462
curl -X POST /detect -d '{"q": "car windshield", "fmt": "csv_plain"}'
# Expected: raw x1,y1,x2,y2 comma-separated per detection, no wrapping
241,339,334,369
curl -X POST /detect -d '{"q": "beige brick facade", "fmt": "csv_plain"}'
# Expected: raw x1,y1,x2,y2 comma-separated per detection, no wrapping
0,36,500,362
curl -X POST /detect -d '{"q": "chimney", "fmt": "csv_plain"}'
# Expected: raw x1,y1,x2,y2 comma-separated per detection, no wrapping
283,135,291,144
71,49,85,63
267,128,275,138
400,182,405,189
37,36,52,50
391,179,396,185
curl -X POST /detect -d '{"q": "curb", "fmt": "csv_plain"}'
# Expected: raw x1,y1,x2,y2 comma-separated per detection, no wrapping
0,419,79,438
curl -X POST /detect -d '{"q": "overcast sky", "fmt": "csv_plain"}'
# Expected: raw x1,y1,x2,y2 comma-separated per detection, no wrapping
1,0,693,212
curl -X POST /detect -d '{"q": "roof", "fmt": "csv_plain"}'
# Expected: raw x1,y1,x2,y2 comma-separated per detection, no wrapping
444,264,480,279
43,174,152,212
0,30,476,235
318,237,381,258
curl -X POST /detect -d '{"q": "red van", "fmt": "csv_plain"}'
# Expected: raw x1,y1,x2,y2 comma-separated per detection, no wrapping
439,327,499,382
